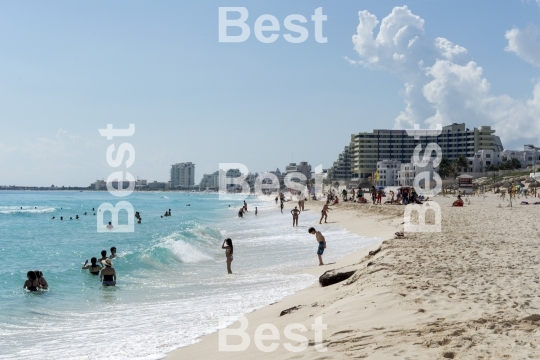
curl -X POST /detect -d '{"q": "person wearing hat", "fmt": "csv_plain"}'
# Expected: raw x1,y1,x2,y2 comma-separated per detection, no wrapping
100,259,116,286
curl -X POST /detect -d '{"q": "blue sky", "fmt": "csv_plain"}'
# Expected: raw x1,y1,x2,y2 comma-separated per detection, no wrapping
1,0,540,186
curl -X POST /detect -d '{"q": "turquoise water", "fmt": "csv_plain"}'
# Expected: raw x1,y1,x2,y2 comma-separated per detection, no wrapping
0,191,376,359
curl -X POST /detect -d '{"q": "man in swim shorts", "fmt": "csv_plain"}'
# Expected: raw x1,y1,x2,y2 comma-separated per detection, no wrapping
291,206,300,227
309,227,326,266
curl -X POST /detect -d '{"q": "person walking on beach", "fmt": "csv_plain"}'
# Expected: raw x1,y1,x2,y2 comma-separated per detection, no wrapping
319,203,332,224
100,259,116,286
309,227,326,266
291,206,300,227
222,238,234,274
82,257,102,275
376,189,382,205
370,186,376,204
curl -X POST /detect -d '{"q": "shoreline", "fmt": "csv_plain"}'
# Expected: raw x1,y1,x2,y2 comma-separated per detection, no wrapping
166,199,403,359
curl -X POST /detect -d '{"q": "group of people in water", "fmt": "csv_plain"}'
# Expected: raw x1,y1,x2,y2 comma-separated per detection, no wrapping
23,270,48,291
51,207,97,221
81,247,117,286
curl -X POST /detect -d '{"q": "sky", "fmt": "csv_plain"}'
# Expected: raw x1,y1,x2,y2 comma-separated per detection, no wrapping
1,0,540,186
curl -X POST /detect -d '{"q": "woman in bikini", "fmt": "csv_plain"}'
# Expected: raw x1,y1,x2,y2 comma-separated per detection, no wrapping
35,270,48,290
100,259,116,286
82,257,102,275
222,238,233,274
23,271,39,291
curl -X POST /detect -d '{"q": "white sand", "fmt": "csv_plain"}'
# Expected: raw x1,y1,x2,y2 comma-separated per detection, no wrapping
167,193,540,359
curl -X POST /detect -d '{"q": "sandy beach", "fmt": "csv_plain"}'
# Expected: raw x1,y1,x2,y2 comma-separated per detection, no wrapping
167,192,540,359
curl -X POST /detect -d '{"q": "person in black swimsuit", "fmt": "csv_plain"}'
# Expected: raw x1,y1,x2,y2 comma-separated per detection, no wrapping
82,257,102,275
23,271,39,291
100,259,116,286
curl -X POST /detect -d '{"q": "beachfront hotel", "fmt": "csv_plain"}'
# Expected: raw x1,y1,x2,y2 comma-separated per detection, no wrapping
170,162,195,189
328,123,503,181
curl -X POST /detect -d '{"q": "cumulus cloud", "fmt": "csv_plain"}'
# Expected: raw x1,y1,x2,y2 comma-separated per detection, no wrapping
505,24,540,66
351,6,540,146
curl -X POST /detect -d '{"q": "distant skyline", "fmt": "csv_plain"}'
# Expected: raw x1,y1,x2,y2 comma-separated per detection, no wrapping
2,1,540,186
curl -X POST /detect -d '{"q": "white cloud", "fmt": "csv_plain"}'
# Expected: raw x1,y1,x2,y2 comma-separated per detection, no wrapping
351,6,540,146
505,25,540,66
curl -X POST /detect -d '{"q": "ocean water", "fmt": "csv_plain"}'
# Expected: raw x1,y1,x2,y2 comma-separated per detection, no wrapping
0,191,377,359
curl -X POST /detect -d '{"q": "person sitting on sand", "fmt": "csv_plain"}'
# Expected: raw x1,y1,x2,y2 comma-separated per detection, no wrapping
309,227,326,266
82,257,102,275
291,206,301,227
23,271,39,291
100,259,116,286
35,270,48,290
222,238,233,274
452,195,464,207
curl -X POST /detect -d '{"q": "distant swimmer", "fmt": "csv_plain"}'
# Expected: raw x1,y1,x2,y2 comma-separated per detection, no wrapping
186,204,190,206
70,217,73,220
35,270,48,290
60,216,63,221
106,222,113,229
98,250,107,263
75,215,79,220
92,208,95,211
93,213,96,216
169,209,172,215
51,216,55,220
109,247,117,259
222,238,234,274
309,227,326,266
291,206,300,227
138,217,142,224
255,207,258,216
319,203,332,224
20,207,22,209
23,271,39,291
82,257,102,275
100,259,116,286
243,201,248,212
84,212,87,215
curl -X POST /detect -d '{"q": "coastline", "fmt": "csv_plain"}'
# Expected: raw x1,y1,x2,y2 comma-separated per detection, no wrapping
166,199,403,359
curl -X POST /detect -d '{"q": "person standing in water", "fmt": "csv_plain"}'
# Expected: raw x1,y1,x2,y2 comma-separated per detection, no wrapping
309,227,326,266
98,250,107,263
82,257,102,275
221,238,233,274
100,259,116,286
109,247,117,259
291,206,300,227
23,271,39,291
35,270,48,290
280,201,284,214
255,207,258,216
243,201,248,212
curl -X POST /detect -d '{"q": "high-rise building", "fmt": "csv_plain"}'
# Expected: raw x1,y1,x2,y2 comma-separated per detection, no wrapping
328,123,503,180
285,161,312,180
199,171,219,190
170,162,195,188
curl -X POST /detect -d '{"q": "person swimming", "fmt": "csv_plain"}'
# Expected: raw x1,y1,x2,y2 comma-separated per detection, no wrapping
106,222,113,229
23,271,39,291
100,259,116,286
35,270,48,290
221,238,234,274
82,257,102,275
109,247,117,259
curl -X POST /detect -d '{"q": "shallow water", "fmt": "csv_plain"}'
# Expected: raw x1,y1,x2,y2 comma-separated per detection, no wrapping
0,191,376,359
